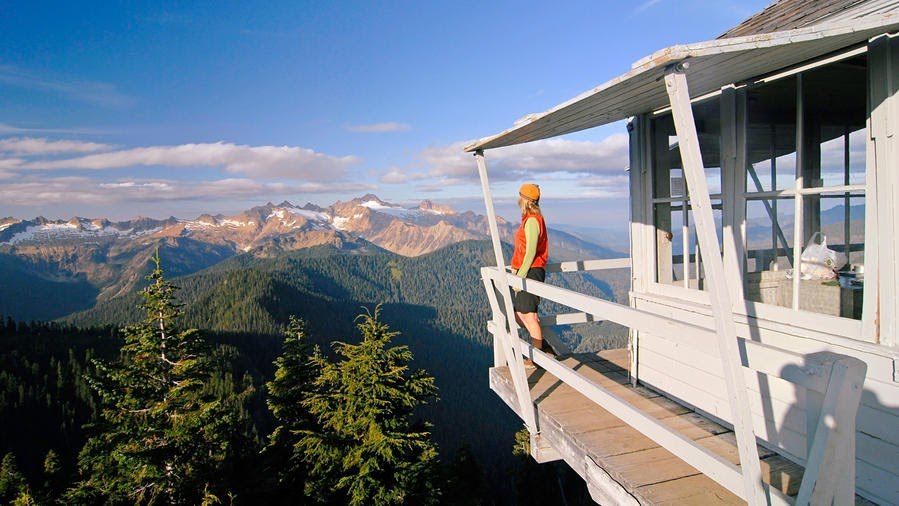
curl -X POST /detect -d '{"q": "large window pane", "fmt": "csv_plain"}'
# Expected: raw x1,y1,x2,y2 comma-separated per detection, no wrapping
747,77,797,192
742,54,866,321
655,201,722,290
652,101,722,200
803,54,867,189
652,96,723,292
745,197,794,309
745,197,794,273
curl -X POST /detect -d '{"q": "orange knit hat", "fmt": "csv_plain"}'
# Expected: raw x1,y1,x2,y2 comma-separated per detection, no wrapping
519,183,540,202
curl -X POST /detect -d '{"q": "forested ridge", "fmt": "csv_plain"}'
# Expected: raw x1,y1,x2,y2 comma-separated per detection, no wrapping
2,240,625,504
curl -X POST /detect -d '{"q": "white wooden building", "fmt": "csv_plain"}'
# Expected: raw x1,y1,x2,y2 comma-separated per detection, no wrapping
467,1,899,504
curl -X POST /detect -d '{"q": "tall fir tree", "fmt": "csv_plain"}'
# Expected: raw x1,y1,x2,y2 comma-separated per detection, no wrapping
263,315,319,501
298,306,440,506
70,251,254,505
0,453,29,504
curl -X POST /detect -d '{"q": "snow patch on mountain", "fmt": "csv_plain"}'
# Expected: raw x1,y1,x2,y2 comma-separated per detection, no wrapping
3,221,133,245
360,199,435,221
332,216,350,231
267,207,331,229
221,219,254,227
285,207,330,223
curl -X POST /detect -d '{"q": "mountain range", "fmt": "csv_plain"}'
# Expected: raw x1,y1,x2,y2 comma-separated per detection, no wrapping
0,196,629,501
0,194,625,322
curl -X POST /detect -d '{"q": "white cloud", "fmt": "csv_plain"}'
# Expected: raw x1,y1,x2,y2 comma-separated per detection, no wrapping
576,174,631,198
0,176,375,206
0,137,112,155
17,141,360,181
418,134,630,182
0,123,111,136
346,122,411,133
0,123,35,134
0,157,25,170
0,64,136,109
379,167,431,184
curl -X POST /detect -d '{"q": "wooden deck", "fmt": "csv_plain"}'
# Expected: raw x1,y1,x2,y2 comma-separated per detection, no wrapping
490,348,811,505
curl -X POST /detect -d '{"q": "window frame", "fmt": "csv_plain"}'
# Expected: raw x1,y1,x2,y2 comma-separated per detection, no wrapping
641,45,872,342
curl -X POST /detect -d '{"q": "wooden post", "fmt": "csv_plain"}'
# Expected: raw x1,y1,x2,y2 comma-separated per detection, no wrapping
474,150,538,433
664,66,767,505
795,357,866,505
792,74,805,311
867,33,898,346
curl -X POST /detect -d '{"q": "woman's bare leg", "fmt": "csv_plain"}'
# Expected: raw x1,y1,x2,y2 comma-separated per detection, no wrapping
515,311,543,349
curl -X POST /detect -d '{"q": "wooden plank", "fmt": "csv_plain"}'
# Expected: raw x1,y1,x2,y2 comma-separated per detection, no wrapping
602,446,703,488
545,405,629,435
599,348,631,369
694,432,776,466
760,455,805,496
858,401,899,445
634,473,743,505
857,429,899,475
544,258,631,273
584,456,641,506
492,351,814,505
579,424,667,458
659,411,730,440
855,459,899,505
798,357,866,504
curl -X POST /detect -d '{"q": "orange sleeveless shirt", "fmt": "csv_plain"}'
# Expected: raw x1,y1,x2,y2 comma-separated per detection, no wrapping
511,213,548,270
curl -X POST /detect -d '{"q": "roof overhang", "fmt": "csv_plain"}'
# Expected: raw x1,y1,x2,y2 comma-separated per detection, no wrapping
464,13,899,153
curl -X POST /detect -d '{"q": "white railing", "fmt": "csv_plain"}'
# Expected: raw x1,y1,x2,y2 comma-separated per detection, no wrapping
481,261,867,505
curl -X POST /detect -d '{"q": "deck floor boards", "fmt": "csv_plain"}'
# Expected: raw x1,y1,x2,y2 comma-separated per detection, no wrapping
490,348,809,504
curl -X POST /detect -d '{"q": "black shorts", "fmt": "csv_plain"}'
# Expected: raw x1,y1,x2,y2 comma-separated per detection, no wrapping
513,267,545,314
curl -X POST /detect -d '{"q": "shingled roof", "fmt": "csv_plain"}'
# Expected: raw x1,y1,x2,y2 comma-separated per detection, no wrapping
720,0,899,38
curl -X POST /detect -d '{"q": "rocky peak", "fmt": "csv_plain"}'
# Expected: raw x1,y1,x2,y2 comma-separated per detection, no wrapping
418,200,454,215
195,214,218,225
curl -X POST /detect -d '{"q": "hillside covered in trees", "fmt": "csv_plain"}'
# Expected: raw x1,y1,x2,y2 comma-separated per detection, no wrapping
2,241,625,504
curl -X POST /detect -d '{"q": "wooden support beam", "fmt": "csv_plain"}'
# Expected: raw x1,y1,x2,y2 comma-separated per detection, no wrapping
663,66,767,505
795,357,866,505
475,150,538,433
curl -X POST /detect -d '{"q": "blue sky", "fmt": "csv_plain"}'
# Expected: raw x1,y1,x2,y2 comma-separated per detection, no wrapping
0,0,769,227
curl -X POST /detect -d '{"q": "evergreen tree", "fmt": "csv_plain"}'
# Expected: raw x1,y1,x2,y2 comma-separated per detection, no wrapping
0,453,29,504
263,315,319,500
298,306,440,505
41,449,63,501
71,251,253,504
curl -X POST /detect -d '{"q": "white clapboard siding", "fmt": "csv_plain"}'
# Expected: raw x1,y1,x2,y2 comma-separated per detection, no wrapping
636,331,806,405
857,403,899,445
633,295,898,381
632,293,899,503
638,346,809,462
857,431,899,478
855,459,899,505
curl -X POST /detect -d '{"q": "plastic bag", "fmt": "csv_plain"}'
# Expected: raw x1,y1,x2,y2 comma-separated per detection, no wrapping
799,232,847,280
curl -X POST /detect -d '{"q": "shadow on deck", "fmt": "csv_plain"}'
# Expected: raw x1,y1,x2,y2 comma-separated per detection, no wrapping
489,348,811,505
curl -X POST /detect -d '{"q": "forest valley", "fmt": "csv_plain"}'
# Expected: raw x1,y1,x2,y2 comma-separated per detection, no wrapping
1,241,627,505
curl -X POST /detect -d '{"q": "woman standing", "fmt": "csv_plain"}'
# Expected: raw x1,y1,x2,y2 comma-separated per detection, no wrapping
511,183,549,354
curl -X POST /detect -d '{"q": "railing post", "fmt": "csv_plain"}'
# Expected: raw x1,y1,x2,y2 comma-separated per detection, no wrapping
474,150,538,434
795,357,866,505
664,65,766,505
